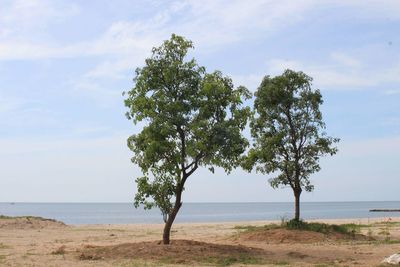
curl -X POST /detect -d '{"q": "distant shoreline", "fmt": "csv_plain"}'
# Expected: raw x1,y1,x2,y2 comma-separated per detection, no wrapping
2,201,400,224
2,214,400,228
1,200,400,203
3,214,400,227
66,216,400,227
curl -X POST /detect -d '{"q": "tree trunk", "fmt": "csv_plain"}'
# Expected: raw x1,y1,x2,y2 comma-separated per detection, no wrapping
162,218,172,245
162,189,183,244
294,190,301,221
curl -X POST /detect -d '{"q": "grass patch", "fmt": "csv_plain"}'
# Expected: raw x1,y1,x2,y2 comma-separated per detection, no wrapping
374,239,400,244
272,261,290,265
0,214,62,223
284,219,365,236
116,260,162,267
72,228,127,233
373,221,400,226
154,252,264,266
157,256,174,264
0,243,10,249
234,224,281,232
235,219,365,236
201,254,264,266
79,240,265,266
120,257,261,267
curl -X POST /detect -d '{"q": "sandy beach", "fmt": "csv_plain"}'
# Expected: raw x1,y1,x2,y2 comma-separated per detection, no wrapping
1,216,400,266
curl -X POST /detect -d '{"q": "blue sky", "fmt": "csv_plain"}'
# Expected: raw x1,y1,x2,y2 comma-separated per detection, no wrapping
0,0,399,202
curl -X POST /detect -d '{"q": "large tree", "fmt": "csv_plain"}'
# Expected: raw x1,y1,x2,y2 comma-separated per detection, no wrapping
124,34,251,244
243,69,339,221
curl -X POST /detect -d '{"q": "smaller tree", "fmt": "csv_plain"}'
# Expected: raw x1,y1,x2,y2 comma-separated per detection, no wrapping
243,69,339,221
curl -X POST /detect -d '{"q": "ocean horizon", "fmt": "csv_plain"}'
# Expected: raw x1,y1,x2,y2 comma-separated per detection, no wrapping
1,201,400,225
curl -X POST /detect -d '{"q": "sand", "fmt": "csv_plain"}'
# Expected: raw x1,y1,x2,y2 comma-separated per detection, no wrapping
0,216,400,266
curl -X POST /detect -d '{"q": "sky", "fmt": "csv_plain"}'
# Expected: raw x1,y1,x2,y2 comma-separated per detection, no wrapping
0,0,399,203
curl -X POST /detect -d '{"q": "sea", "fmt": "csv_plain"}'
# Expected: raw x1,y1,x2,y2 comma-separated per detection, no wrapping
0,202,399,225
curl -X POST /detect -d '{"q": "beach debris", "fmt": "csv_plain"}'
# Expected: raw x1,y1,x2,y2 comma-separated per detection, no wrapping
382,253,400,265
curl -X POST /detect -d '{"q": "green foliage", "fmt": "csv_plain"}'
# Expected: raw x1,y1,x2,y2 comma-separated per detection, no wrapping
286,219,307,230
157,254,263,266
378,224,391,241
234,224,281,232
235,221,363,236
373,221,400,226
285,219,361,235
245,69,339,190
0,215,59,223
273,260,290,266
204,254,264,266
243,69,339,219
273,261,290,266
125,34,251,222
118,260,161,267
134,175,175,222
0,243,10,249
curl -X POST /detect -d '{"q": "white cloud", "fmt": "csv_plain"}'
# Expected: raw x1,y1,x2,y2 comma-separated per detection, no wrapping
174,0,315,47
337,0,400,20
384,89,400,95
83,59,133,80
67,0,320,100
260,51,400,90
382,117,400,128
70,79,123,103
232,45,400,91
265,59,303,74
1,0,400,62
231,74,264,91
88,21,162,56
330,52,361,68
0,42,83,60
0,0,82,60
0,94,50,127
0,0,322,61
0,94,26,114
0,0,79,39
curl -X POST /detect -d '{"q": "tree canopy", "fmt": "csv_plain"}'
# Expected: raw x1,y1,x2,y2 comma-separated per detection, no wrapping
243,69,339,220
124,34,251,244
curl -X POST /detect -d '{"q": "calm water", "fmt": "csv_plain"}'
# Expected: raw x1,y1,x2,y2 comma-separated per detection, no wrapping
0,202,399,225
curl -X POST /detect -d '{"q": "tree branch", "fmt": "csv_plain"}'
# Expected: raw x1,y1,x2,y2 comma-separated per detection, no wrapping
177,126,186,177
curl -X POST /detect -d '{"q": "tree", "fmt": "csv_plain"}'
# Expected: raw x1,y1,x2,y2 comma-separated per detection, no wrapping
124,34,251,244
243,69,339,221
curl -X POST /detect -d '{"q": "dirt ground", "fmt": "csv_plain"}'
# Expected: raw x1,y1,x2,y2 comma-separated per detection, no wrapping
0,216,400,266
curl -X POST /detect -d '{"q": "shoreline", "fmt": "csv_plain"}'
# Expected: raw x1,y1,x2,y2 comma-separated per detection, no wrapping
2,212,400,227
3,201,400,225
69,216,400,228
